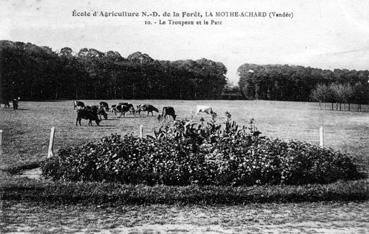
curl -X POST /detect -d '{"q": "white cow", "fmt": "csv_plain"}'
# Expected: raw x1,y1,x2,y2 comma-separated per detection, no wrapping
195,105,214,115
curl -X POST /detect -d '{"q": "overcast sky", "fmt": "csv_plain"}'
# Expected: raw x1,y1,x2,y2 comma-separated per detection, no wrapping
1,0,369,84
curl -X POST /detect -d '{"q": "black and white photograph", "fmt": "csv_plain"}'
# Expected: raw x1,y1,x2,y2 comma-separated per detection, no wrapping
1,0,369,233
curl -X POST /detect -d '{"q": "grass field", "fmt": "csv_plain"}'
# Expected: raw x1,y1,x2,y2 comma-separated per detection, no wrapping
2,200,368,233
1,100,368,232
0,100,368,172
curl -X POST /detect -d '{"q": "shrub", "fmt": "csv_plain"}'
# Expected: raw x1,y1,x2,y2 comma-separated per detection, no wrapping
42,114,361,186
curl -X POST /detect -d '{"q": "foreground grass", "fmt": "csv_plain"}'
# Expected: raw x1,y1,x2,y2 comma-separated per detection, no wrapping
0,161,41,174
1,177,368,205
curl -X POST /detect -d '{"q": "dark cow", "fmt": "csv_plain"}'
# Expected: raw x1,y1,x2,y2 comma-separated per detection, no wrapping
1,99,10,108
73,100,85,110
85,105,98,112
137,104,159,116
99,101,109,112
97,107,108,120
86,105,107,120
158,106,176,121
115,103,135,117
12,97,20,110
111,104,117,113
112,103,129,114
76,108,101,126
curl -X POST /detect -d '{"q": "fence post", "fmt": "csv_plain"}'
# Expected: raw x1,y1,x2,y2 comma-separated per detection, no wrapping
0,130,3,156
139,125,143,138
319,126,324,147
47,127,55,158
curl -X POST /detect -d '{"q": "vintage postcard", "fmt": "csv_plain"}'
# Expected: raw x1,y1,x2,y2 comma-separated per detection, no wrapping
1,0,368,233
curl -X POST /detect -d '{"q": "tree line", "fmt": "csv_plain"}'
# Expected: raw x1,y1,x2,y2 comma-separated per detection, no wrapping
237,63,369,102
1,40,227,101
3,40,369,103
310,83,369,111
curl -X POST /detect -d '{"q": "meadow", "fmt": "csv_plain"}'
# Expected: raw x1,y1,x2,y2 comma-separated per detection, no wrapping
1,100,369,233
0,100,368,173
2,200,368,233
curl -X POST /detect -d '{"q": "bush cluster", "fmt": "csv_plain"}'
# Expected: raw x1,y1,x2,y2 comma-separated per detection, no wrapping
42,115,361,186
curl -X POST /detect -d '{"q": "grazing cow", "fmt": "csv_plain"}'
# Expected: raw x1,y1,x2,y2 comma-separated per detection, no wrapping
76,108,101,126
99,101,109,112
12,97,20,110
85,105,98,112
73,100,85,110
136,104,143,114
196,105,214,115
97,107,108,120
1,99,10,108
111,104,117,113
137,104,159,116
115,103,135,117
158,106,176,121
112,103,129,114
86,105,107,120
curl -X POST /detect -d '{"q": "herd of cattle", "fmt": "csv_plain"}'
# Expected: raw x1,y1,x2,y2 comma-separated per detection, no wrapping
1,98,215,126
74,101,179,126
73,100,216,126
0,97,20,110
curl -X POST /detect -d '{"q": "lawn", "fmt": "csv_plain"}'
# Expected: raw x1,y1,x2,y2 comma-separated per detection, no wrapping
2,199,369,233
0,100,368,172
1,100,368,232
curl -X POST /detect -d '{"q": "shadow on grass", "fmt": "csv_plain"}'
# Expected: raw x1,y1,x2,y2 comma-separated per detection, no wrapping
1,161,42,175
1,178,368,205
99,125,116,128
74,125,101,127
0,108,29,111
116,116,142,119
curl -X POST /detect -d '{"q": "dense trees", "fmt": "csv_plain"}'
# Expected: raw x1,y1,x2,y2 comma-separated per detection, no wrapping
1,40,227,100
310,83,369,111
238,64,369,102
221,84,243,99
3,40,369,103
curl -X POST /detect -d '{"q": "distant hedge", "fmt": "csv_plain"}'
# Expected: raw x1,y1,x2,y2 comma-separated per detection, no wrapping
238,63,369,102
42,115,361,186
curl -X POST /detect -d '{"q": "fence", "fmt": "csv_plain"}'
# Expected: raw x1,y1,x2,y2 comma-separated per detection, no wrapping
317,102,369,112
0,123,325,162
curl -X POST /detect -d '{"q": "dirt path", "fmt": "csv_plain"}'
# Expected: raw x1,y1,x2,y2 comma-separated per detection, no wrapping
16,168,42,180
1,201,368,233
